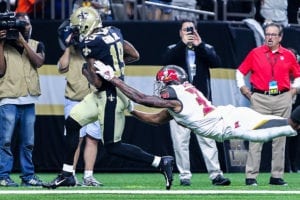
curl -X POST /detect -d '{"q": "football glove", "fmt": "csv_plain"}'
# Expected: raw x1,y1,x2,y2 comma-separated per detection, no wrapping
94,60,115,81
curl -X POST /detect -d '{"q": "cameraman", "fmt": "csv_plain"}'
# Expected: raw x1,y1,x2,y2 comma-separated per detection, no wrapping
162,19,230,186
0,12,45,187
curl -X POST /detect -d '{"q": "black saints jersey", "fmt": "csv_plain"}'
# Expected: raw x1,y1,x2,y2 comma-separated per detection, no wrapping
79,26,125,80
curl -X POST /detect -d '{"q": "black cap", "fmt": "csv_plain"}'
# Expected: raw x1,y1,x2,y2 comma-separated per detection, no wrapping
291,106,300,124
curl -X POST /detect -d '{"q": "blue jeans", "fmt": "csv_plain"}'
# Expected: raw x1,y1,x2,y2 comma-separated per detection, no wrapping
0,104,36,181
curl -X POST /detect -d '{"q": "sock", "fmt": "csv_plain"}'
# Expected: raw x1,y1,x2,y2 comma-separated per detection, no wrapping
62,164,73,172
62,164,74,176
151,156,161,168
84,170,93,178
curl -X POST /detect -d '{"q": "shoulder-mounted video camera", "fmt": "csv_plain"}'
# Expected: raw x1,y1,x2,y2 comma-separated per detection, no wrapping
0,12,27,40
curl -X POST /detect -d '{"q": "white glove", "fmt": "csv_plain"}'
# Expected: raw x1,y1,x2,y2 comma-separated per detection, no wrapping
127,100,135,113
94,60,115,81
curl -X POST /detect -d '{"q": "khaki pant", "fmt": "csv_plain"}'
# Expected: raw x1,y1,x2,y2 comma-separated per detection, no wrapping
169,119,223,181
245,91,292,179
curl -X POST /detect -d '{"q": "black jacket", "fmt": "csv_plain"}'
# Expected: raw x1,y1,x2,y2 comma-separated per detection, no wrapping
162,41,222,100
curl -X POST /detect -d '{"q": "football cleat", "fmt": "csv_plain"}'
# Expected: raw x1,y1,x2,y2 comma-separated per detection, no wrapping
21,175,44,187
82,176,103,187
42,173,76,189
212,175,231,186
159,156,174,190
0,177,18,187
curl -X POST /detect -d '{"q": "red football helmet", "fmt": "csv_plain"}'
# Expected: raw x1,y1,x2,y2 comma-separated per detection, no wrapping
154,65,188,96
156,65,188,84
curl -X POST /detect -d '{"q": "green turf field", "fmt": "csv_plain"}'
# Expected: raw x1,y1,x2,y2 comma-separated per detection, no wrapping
1,172,300,200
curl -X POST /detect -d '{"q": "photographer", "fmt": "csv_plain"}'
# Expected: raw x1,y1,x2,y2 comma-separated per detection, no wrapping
162,19,230,186
0,12,45,187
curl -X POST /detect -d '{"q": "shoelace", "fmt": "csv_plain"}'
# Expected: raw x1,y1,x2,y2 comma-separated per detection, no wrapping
26,176,42,185
84,177,101,185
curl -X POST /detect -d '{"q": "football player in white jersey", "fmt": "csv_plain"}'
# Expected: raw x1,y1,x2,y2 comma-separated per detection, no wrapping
94,63,300,142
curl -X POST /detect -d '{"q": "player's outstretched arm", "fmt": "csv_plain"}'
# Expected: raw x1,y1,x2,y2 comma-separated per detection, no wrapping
131,109,173,125
94,61,180,110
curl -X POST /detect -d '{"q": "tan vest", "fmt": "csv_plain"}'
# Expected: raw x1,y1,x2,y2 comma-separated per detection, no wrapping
0,39,41,98
64,46,94,101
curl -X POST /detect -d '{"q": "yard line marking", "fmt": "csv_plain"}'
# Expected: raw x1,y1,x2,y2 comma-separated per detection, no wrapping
1,190,300,194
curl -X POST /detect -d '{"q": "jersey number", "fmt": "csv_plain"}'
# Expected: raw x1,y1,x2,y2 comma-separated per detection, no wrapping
185,85,214,115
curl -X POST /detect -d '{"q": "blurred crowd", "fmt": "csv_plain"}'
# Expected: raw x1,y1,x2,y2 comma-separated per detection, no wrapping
0,0,299,25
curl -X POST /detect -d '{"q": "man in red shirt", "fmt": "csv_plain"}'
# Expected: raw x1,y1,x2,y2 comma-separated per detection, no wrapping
236,22,300,186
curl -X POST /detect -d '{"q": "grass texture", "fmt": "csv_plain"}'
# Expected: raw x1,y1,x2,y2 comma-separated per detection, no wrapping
0,172,300,199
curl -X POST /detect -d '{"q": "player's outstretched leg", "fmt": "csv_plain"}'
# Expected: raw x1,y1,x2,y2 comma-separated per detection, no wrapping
42,172,76,189
159,156,174,190
229,125,296,142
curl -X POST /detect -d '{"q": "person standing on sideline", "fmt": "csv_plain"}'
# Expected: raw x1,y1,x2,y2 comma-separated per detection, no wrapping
236,22,300,186
0,12,45,187
57,21,103,187
162,19,231,186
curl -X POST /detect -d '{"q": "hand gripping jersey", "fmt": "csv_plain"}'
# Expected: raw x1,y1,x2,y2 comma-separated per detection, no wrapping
161,82,296,142
79,26,125,80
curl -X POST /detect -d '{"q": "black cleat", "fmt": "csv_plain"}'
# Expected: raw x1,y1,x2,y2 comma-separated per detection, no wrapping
42,173,76,189
212,175,231,186
269,177,287,186
180,179,191,186
159,156,174,190
245,178,258,186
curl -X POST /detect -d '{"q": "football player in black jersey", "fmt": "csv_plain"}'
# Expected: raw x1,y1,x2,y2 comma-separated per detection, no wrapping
43,6,174,190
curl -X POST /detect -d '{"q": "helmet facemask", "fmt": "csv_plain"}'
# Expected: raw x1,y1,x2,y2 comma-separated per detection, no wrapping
153,80,166,96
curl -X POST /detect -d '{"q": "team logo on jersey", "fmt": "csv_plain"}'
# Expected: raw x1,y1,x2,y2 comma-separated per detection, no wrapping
107,94,116,102
280,55,284,60
82,46,91,56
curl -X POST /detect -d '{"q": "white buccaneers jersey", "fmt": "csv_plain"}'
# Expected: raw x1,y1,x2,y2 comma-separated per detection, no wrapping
163,82,286,142
165,82,215,124
164,83,226,140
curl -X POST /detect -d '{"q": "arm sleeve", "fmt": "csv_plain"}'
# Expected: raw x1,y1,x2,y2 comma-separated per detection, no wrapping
292,77,300,88
236,69,246,88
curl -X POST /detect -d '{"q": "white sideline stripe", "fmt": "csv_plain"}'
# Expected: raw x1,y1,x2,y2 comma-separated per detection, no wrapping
1,190,300,194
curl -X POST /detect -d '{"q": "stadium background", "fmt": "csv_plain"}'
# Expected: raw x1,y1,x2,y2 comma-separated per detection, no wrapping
10,20,300,173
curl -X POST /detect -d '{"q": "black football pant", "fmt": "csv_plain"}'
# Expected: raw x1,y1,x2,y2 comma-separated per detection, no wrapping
63,117,155,167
